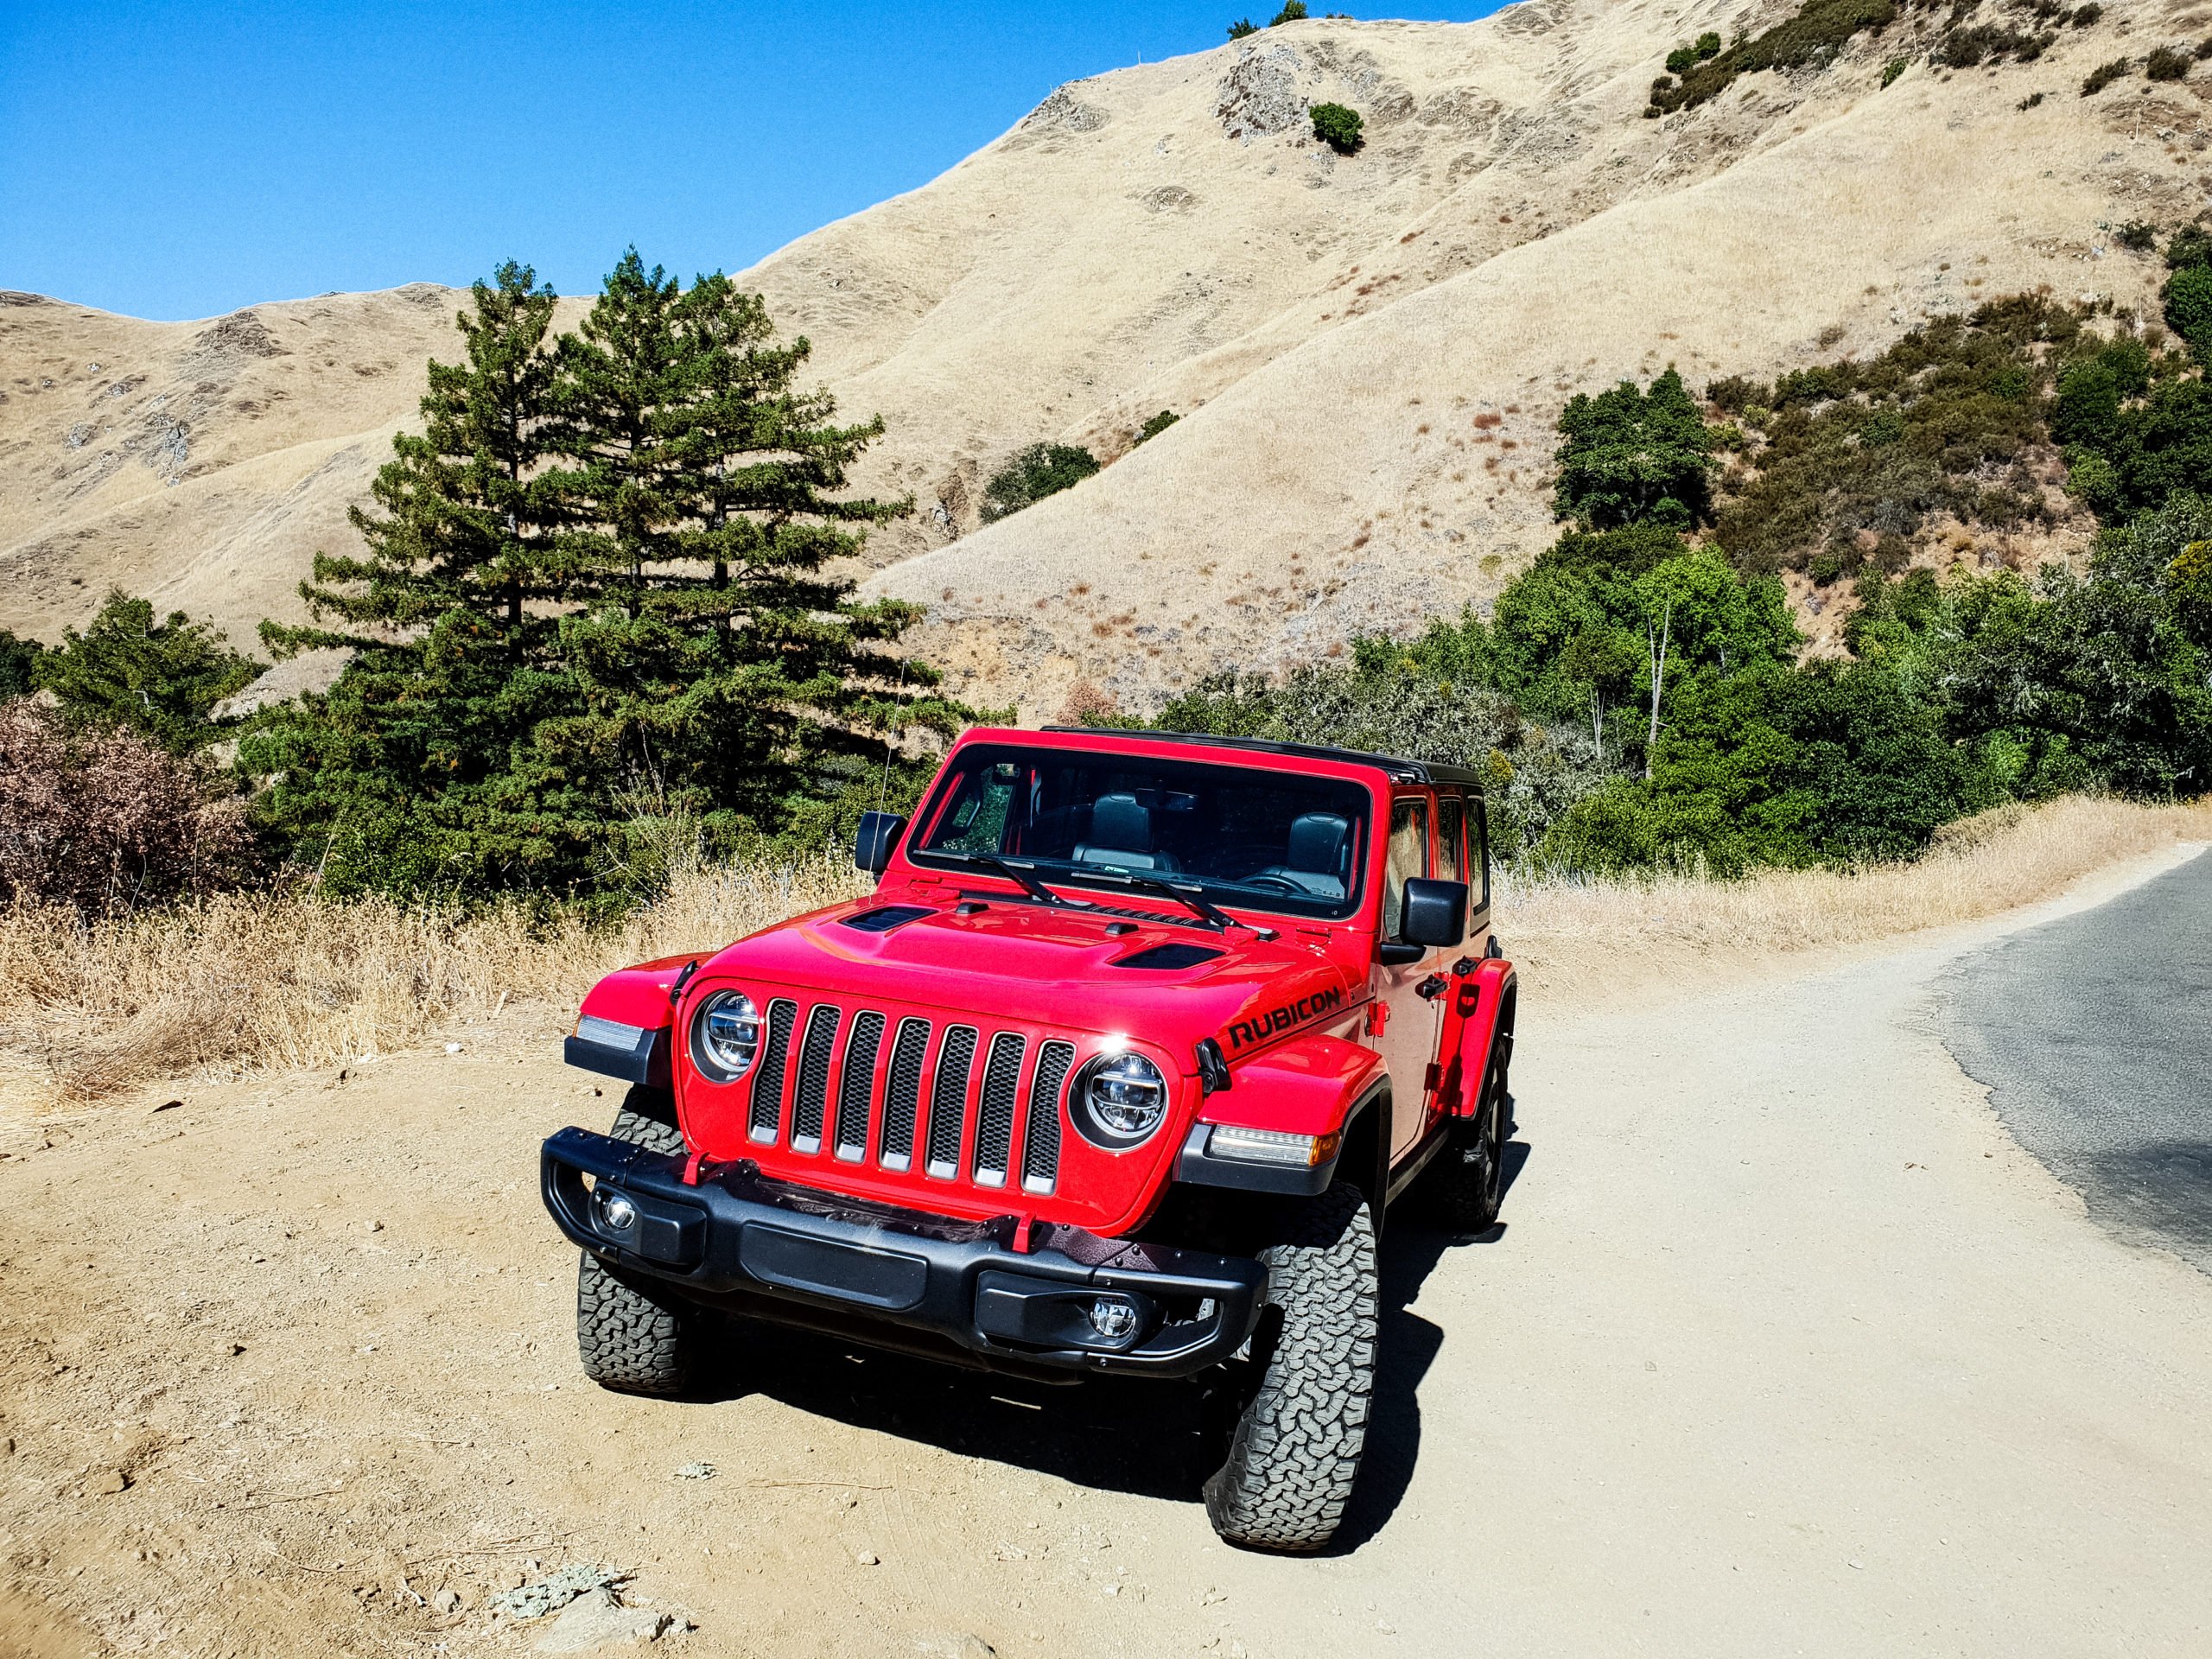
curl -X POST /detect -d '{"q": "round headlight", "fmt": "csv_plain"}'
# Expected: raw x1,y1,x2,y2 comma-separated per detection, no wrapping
1071,1051,1170,1150
690,991,761,1082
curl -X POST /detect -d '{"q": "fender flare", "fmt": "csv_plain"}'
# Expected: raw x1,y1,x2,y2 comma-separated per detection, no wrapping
1439,958,1516,1120
1176,1035,1389,1198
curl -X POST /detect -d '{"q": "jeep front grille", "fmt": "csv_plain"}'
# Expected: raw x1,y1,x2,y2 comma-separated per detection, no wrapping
791,1005,841,1154
739,1001,1074,1199
972,1033,1026,1187
926,1025,978,1178
748,998,798,1142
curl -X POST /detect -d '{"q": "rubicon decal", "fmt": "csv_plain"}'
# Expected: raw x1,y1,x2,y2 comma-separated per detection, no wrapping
1224,986,1344,1051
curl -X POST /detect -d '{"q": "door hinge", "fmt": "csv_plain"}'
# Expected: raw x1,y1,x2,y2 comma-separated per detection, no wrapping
1364,1001,1389,1036
1423,1062,1443,1093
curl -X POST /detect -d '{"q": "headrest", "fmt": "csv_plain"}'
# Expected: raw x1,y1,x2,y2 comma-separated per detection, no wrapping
1287,812,1349,874
1088,793,1153,853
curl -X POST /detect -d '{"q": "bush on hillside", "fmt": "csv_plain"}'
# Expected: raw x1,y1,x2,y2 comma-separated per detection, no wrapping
1553,368,1716,530
2145,46,2191,81
0,630,41,699
1310,102,1363,152
0,700,252,913
2082,57,2130,94
982,442,1101,521
1648,0,1898,116
1270,2,1308,23
1228,17,1258,39
34,591,260,753
1135,409,1180,445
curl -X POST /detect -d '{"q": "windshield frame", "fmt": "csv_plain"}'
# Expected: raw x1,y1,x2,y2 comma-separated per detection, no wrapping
899,739,1381,923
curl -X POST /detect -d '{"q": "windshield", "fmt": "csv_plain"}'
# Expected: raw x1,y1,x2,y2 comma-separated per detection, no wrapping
907,744,1372,920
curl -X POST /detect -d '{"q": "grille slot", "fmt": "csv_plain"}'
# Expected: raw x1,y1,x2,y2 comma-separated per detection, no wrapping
926,1026,978,1179
973,1033,1027,1187
747,998,798,1143
1023,1040,1075,1195
791,1004,840,1153
835,1011,887,1161
879,1018,931,1172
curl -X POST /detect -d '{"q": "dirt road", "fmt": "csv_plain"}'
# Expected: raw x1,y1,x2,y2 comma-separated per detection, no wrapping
4,845,2209,1658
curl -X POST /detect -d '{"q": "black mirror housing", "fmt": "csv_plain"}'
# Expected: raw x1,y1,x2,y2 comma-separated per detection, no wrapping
855,811,907,876
1399,877,1468,950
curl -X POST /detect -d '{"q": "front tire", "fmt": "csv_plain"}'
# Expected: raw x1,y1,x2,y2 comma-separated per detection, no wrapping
1203,1183,1378,1553
575,1087,698,1397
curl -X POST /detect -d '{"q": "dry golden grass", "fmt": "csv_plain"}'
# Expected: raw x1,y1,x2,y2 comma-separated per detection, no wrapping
0,858,868,1103
1500,796,2212,1000
2,795,2203,1104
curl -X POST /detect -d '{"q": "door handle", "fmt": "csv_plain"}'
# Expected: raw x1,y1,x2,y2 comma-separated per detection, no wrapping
1415,975,1448,1001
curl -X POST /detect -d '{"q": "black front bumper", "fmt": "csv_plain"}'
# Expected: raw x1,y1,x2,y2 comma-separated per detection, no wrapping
540,1127,1268,1378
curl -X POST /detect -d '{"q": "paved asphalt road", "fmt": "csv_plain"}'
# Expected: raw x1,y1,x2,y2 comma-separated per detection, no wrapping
1942,846,2212,1274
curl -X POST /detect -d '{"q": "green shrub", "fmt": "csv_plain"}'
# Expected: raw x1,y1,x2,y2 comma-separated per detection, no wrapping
1553,368,1718,530
1882,56,1910,86
982,442,1100,521
1666,46,1698,74
2164,264,2212,353
0,629,42,699
1269,1,1307,22
1695,31,1722,57
2070,3,2101,23
2018,90,2045,109
33,591,260,753
1228,17,1257,38
2082,57,2131,94
1649,0,1899,116
2145,46,2191,81
1134,409,1179,445
1309,101,1363,152
2116,219,2158,251
2166,226,2212,272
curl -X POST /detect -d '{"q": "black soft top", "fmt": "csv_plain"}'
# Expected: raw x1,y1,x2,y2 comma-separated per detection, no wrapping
1039,727,1487,793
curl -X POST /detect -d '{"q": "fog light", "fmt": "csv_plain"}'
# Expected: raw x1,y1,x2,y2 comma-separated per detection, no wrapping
596,1191,638,1233
1088,1297,1140,1343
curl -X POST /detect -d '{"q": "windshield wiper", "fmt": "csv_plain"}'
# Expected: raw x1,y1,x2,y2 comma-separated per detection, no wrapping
1078,869,1268,936
931,850,1094,912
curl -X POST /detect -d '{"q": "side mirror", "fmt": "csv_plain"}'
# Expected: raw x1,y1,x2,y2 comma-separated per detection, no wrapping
854,811,907,876
1399,877,1468,950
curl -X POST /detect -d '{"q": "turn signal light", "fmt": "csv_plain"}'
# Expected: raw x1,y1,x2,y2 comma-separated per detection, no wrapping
1205,1126,1343,1168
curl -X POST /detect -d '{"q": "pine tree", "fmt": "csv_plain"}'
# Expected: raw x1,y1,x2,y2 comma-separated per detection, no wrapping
247,254,959,897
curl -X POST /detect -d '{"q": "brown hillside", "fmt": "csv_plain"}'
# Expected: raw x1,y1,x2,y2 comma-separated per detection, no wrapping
3,0,2203,713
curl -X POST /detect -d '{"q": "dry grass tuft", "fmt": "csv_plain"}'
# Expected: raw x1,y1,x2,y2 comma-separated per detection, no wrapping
1501,796,2212,1000
0,857,867,1103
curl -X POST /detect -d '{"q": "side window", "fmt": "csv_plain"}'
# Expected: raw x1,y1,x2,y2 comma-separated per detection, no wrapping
1472,795,1492,914
1434,793,1466,887
937,763,1019,853
1382,797,1430,941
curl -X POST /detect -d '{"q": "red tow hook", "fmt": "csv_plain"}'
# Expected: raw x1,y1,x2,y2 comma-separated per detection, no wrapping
1011,1213,1034,1254
682,1148,707,1187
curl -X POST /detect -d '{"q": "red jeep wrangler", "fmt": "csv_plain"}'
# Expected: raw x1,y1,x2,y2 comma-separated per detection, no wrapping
539,727,1516,1552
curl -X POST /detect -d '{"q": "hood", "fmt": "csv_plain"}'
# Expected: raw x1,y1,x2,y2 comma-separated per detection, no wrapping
699,893,1357,1066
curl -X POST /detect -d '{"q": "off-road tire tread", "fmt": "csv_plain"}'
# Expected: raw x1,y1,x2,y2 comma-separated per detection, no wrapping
1203,1183,1377,1553
575,1087,695,1396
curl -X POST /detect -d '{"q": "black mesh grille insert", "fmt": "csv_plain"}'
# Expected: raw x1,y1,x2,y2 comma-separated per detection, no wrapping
973,1033,1026,1185
791,1004,840,1151
839,906,932,933
748,998,798,1141
880,1018,930,1170
835,1011,886,1160
1022,1039,1075,1193
926,1026,977,1176
1110,942,1224,970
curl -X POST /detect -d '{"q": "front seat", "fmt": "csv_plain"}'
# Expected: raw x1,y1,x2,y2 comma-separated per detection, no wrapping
1255,811,1349,899
1072,793,1181,871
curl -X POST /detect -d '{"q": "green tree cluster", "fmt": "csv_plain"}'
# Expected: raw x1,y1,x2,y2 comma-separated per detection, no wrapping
982,443,1101,521
33,591,261,753
1552,368,1715,530
244,256,961,899
1309,103,1363,153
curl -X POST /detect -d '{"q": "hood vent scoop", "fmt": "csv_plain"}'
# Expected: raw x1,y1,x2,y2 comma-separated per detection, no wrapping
1109,942,1223,970
840,905,934,934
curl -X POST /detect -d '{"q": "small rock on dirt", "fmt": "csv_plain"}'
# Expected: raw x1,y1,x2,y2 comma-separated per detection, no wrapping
855,1550,880,1566
673,1461,715,1480
432,1586,463,1613
533,1588,671,1652
90,1469,129,1496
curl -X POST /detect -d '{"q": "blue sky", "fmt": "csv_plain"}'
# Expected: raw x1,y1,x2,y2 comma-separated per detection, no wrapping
1,2,1507,321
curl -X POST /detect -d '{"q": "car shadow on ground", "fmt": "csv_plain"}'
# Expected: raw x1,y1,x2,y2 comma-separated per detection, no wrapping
687,1127,1532,1547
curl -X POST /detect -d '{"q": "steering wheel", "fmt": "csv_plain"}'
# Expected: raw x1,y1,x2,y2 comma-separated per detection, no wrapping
1239,874,1306,895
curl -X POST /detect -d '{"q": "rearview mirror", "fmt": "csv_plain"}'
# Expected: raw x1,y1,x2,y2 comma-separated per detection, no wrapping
1399,877,1468,950
855,811,907,876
